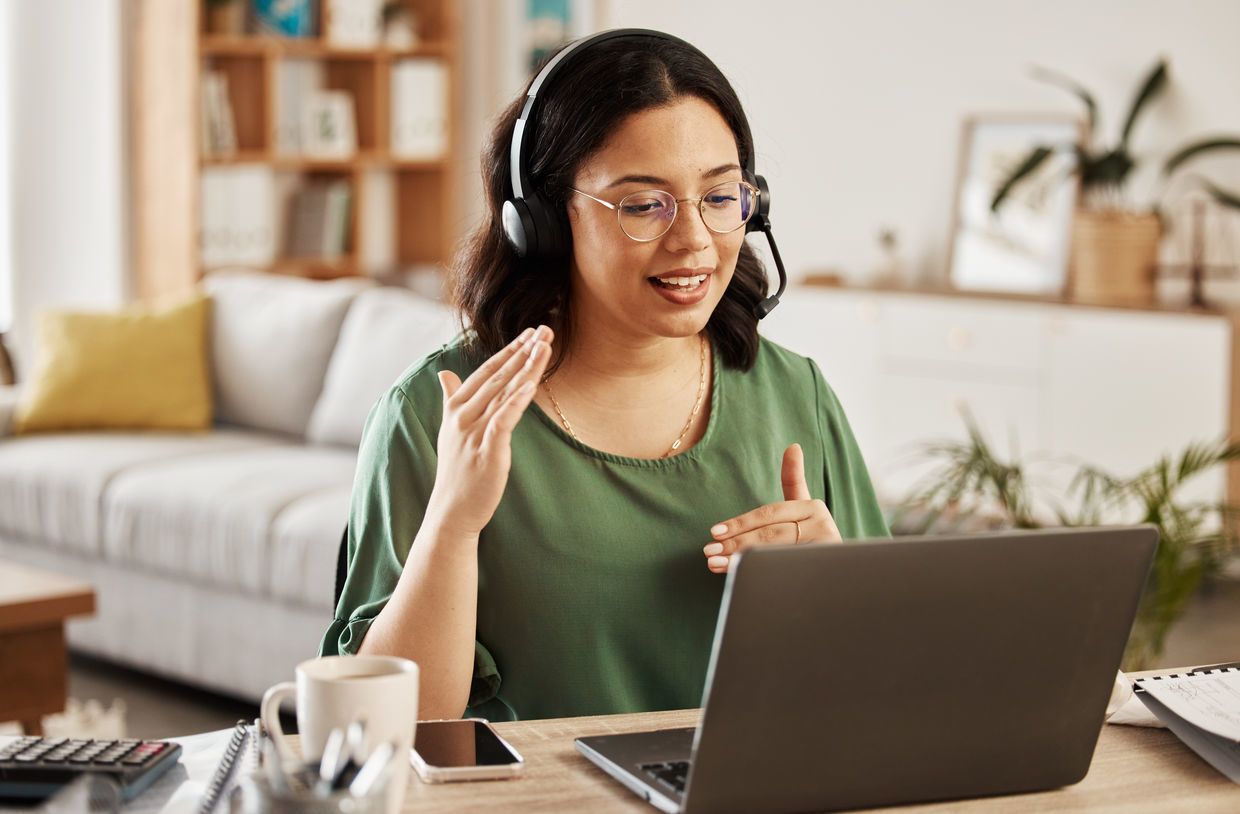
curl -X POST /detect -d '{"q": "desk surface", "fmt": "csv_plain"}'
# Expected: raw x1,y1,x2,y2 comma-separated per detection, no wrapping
289,705,1237,813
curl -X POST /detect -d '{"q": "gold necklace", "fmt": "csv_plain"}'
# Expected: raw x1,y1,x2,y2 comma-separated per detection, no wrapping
542,334,708,459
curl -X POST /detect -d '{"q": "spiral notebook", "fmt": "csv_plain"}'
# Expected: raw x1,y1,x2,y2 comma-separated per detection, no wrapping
1134,664,1240,783
197,719,263,814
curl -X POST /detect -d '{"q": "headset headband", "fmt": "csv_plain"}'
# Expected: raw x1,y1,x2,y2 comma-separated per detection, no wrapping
509,28,756,201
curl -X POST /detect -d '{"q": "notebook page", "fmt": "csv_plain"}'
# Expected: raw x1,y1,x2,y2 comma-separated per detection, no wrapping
1139,670,1240,741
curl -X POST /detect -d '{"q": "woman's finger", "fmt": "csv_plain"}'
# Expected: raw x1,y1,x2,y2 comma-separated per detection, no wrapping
781,443,812,501
708,499,818,544
477,338,551,429
481,378,539,452
705,517,803,558
458,331,550,426
447,325,538,407
437,370,462,401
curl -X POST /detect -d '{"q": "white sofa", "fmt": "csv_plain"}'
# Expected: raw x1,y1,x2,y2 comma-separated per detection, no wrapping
0,271,459,701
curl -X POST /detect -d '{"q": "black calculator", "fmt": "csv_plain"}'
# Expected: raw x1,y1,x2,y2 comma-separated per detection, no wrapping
0,736,183,801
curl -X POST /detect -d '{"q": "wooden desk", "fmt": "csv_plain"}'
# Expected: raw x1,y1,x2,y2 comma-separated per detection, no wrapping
290,703,1238,812
0,561,95,735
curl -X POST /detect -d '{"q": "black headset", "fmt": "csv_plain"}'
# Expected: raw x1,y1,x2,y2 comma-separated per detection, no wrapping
500,28,787,319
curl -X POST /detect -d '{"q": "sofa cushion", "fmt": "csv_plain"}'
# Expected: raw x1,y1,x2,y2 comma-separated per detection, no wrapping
268,485,353,607
202,269,373,438
101,442,357,603
0,428,278,554
14,293,213,434
306,287,458,447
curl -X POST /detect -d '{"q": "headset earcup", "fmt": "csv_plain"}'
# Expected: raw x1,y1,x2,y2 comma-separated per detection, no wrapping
522,194,571,259
502,199,535,258
745,173,771,234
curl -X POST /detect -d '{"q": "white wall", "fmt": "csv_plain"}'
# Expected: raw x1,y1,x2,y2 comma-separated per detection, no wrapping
459,0,1240,286
7,0,128,372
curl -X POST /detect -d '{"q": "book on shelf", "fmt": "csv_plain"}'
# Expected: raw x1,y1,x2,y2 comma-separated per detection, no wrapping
253,0,317,37
200,166,277,267
200,71,237,158
274,59,323,155
325,0,385,48
286,179,352,261
391,58,447,160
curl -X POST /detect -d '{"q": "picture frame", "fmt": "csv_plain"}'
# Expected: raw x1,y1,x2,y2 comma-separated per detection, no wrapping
300,91,357,159
946,114,1084,296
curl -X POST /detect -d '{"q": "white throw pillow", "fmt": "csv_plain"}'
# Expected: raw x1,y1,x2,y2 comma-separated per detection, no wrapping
203,269,374,437
306,286,459,447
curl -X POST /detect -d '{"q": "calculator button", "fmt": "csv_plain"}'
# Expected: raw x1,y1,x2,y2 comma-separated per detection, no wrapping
13,753,41,762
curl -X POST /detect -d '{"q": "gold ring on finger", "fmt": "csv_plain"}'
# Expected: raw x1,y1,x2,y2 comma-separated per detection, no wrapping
793,520,801,545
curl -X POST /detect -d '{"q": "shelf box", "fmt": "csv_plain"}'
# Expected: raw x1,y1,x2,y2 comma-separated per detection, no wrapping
202,54,269,153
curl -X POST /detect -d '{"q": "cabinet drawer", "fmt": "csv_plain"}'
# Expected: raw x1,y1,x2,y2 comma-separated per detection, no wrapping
879,298,1045,373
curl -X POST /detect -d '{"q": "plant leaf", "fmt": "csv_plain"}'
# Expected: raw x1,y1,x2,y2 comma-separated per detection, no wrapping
1199,176,1240,211
1120,59,1169,151
991,146,1056,212
1030,65,1097,134
1163,137,1240,176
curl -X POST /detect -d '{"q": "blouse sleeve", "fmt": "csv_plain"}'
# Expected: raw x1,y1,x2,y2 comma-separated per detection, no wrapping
318,384,504,711
809,359,891,539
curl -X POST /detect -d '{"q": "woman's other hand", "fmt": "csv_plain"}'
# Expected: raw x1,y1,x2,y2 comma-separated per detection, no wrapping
702,443,841,573
425,325,553,539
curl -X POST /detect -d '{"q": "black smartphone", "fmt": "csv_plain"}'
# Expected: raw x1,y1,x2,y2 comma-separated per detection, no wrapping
409,718,525,783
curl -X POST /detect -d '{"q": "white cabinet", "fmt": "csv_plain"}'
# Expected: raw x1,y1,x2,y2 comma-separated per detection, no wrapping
761,285,1232,512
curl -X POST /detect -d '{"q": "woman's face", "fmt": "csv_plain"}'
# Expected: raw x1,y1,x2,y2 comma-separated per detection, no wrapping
567,96,747,343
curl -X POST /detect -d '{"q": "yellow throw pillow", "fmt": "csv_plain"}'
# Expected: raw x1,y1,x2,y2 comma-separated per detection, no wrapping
14,294,213,434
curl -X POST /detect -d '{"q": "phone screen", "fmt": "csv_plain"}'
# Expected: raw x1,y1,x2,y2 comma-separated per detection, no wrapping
413,720,520,768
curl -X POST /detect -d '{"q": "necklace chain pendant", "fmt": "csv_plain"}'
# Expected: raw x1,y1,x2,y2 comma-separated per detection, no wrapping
542,334,708,459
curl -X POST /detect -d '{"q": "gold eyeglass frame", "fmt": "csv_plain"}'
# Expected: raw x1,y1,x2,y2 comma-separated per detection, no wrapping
569,181,761,242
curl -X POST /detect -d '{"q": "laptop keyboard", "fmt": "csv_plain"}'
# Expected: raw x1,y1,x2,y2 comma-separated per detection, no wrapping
641,760,691,794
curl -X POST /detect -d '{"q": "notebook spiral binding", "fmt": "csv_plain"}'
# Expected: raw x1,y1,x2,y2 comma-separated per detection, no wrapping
1132,664,1240,693
197,719,251,814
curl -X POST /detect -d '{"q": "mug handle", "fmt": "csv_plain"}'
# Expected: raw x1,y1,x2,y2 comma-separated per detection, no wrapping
260,681,298,761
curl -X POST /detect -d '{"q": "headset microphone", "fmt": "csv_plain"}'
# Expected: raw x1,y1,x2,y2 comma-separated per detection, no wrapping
502,28,788,319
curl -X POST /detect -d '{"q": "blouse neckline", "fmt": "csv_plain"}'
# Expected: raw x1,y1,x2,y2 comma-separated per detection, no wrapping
526,336,723,469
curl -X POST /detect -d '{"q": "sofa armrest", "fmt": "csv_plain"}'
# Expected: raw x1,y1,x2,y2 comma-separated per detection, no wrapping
0,385,21,437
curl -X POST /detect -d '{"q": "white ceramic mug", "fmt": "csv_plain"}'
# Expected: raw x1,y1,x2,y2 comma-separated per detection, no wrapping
261,655,419,814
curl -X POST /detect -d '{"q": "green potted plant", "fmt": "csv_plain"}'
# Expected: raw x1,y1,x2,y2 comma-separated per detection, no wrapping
893,410,1240,670
991,60,1240,304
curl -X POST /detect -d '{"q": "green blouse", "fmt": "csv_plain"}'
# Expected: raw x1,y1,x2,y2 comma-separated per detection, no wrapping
320,333,889,721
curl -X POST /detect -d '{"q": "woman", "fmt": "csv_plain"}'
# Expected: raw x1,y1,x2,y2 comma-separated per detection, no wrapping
321,32,889,722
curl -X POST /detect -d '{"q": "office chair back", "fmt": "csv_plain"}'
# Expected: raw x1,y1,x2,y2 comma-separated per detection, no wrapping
333,526,348,610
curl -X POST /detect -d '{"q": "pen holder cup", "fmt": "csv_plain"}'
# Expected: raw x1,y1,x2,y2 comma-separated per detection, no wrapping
229,771,387,814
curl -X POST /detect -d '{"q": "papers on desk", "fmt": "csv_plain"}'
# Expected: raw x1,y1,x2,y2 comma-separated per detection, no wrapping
1135,667,1240,784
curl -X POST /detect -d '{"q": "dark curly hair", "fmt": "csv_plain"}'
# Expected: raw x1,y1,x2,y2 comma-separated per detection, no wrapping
452,34,769,375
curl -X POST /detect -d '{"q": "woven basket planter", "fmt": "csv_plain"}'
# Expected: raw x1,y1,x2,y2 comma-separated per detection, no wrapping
1069,209,1162,303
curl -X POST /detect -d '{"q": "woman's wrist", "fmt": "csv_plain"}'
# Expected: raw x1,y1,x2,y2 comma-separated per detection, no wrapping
420,499,482,550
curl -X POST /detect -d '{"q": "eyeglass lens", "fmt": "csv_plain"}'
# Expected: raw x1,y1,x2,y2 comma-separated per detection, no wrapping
617,182,755,240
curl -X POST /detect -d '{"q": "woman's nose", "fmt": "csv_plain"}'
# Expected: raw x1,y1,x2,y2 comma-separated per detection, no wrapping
662,202,711,252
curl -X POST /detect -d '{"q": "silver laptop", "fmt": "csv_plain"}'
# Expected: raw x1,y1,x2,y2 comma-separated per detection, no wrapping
575,526,1158,814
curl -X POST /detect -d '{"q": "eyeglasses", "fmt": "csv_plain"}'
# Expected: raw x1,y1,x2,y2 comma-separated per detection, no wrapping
569,180,760,242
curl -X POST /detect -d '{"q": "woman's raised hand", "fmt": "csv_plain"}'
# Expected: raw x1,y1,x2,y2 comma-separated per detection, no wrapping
426,325,553,539
702,443,842,573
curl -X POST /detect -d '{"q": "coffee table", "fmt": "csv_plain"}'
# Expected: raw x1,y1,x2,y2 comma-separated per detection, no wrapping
0,560,95,735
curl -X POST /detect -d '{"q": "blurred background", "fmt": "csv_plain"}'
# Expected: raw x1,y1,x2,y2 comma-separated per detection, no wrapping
0,0,1237,739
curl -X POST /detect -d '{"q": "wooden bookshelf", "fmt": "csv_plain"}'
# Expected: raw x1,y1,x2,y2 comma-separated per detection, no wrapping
130,0,460,296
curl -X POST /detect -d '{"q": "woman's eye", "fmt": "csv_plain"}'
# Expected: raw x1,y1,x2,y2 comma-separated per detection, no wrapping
621,199,666,216
705,194,738,208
